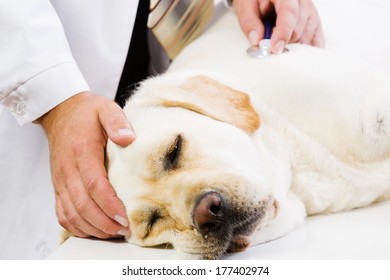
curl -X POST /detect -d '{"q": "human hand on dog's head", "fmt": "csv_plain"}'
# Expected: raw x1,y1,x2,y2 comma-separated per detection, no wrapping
37,92,134,239
233,0,325,53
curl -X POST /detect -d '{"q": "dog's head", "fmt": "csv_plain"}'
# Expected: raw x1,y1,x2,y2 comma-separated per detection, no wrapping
107,75,280,259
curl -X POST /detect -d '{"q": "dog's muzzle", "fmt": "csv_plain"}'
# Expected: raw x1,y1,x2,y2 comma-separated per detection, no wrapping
192,191,267,254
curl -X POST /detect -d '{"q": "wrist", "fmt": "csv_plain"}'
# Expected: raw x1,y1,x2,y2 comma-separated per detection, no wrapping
37,91,93,132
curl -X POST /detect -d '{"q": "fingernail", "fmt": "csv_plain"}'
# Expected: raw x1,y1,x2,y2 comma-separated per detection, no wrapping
248,30,259,45
274,40,285,54
114,215,129,227
118,128,135,137
117,229,131,237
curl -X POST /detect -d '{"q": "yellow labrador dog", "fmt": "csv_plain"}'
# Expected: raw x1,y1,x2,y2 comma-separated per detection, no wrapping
107,11,390,259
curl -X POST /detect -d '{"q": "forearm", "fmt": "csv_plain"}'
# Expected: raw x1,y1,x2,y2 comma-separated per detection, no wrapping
0,0,89,125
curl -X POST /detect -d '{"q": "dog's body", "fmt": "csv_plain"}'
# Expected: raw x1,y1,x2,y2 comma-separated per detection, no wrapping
107,11,390,259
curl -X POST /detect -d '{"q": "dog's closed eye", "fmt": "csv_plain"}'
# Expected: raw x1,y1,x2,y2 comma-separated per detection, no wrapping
132,207,165,239
164,134,183,170
147,209,162,231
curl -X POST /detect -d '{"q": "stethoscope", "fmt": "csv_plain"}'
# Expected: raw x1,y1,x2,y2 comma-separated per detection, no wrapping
246,20,289,58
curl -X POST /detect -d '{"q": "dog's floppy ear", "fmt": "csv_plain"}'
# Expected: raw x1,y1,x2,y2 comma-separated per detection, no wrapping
161,75,260,133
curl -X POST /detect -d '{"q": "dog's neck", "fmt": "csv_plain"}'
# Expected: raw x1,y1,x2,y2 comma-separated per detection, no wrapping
251,125,292,202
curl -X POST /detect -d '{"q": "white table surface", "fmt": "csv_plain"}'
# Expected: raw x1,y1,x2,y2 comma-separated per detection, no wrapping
49,201,390,260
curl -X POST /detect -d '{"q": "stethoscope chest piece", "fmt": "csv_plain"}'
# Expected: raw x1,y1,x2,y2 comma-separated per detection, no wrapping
246,19,289,58
247,39,289,58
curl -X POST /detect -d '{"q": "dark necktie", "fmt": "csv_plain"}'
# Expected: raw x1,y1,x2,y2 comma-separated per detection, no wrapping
115,0,151,108
115,0,214,107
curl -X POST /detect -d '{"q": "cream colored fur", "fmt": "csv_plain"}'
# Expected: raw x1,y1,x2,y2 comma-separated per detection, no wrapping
106,11,390,259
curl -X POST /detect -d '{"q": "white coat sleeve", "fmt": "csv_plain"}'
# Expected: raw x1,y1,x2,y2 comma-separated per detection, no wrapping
0,0,90,125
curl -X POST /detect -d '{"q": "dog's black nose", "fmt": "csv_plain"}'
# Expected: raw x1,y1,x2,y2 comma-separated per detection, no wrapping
193,192,225,236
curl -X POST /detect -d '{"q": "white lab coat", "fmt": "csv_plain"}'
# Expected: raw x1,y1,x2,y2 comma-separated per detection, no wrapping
0,0,139,259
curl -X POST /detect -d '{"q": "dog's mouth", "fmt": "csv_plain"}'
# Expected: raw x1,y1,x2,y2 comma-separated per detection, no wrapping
225,212,264,253
190,192,275,259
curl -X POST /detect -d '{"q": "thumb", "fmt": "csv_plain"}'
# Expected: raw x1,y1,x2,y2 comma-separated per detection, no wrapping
99,101,136,147
234,0,264,45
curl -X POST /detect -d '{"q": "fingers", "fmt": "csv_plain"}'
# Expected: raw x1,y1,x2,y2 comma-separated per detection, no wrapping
41,92,134,239
234,0,264,45
234,0,325,53
304,1,325,48
297,14,318,45
270,0,299,53
271,0,325,53
56,189,111,239
98,101,136,147
54,147,130,238
56,193,90,238
289,0,325,47
311,26,325,48
74,140,130,233
289,1,310,43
